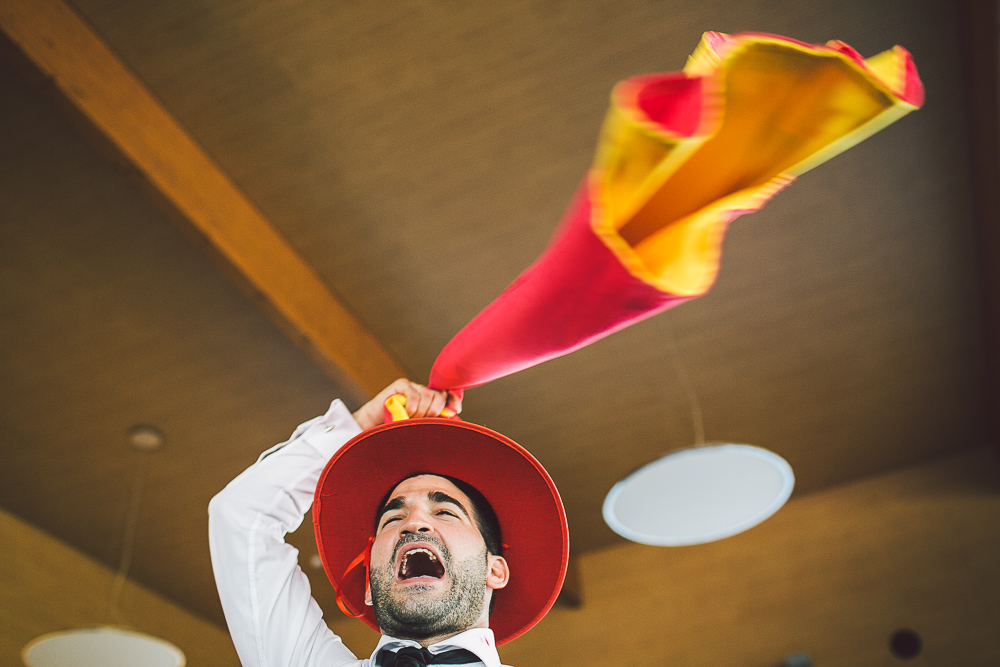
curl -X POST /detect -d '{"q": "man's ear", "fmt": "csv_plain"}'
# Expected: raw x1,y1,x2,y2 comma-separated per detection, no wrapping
364,579,373,606
486,555,509,590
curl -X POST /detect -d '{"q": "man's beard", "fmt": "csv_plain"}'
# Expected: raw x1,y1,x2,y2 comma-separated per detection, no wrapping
369,534,489,640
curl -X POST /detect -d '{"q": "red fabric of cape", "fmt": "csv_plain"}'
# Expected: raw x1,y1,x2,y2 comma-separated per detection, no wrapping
430,181,696,389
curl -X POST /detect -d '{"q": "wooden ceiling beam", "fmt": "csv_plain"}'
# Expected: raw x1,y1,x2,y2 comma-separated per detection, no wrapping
956,0,1000,454
0,0,405,403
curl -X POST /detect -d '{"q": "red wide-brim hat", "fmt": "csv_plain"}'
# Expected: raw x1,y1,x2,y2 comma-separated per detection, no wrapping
313,417,569,646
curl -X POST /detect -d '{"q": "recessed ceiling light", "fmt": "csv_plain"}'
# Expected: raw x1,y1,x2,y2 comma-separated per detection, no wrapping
127,425,164,451
603,444,794,546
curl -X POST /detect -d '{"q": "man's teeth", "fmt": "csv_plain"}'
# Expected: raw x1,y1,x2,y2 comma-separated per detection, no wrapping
401,548,438,577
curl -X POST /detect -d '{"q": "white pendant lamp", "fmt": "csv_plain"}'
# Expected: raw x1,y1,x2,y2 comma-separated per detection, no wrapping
23,627,185,667
22,425,186,666
603,327,794,546
603,443,794,546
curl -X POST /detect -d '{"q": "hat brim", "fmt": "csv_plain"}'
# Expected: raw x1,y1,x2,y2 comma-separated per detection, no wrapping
313,418,569,646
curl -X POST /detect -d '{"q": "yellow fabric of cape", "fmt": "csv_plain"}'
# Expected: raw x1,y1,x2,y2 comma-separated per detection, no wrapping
592,32,924,297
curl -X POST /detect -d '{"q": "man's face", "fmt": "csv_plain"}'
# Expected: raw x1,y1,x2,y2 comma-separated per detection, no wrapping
365,475,509,641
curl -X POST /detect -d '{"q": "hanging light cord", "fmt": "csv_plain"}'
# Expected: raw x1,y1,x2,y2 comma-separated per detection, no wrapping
106,453,149,624
663,322,706,446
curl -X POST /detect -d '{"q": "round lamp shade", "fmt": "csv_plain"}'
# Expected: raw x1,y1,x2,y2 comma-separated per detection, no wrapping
23,627,185,667
603,444,794,546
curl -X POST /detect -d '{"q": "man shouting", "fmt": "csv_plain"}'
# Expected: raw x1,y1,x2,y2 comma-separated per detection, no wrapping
209,379,568,667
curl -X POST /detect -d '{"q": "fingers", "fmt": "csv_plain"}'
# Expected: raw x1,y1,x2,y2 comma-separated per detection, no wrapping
351,378,411,430
445,389,463,415
352,379,462,430
404,382,448,418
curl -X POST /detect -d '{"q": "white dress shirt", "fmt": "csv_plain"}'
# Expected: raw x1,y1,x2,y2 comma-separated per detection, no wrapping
208,399,506,667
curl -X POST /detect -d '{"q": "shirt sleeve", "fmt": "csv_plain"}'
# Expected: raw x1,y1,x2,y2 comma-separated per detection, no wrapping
208,399,366,667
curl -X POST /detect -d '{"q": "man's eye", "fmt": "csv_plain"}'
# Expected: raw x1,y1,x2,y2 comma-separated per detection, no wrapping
380,516,401,528
436,509,457,518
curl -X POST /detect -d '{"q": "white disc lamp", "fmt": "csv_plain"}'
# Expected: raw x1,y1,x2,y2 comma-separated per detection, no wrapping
603,443,794,546
23,627,185,667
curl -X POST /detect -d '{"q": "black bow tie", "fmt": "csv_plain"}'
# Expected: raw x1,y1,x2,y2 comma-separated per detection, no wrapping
379,646,480,667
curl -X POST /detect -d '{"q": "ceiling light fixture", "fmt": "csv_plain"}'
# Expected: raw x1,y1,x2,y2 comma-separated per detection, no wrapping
22,425,185,667
603,443,794,545
603,325,794,545
22,627,185,667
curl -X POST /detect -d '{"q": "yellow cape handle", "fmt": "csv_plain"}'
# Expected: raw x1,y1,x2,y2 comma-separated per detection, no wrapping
383,394,456,423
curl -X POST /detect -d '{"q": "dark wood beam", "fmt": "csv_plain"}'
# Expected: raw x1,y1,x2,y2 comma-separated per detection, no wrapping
956,0,1000,454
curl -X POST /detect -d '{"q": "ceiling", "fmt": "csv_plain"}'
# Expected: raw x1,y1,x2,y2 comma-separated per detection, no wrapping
1,0,996,655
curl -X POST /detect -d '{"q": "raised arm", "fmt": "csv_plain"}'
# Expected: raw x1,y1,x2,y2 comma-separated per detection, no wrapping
208,398,363,667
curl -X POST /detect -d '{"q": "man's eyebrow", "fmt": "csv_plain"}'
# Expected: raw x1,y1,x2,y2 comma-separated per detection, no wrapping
428,491,471,519
378,496,406,521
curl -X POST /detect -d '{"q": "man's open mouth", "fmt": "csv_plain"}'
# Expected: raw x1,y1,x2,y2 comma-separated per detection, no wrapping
397,546,446,580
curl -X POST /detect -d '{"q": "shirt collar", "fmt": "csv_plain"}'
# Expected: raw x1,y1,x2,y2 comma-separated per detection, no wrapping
371,628,500,667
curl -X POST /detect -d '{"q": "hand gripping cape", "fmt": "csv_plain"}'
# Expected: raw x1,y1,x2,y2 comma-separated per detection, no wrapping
430,31,924,390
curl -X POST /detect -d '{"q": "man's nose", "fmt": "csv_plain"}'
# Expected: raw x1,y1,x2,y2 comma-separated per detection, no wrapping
399,509,434,535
